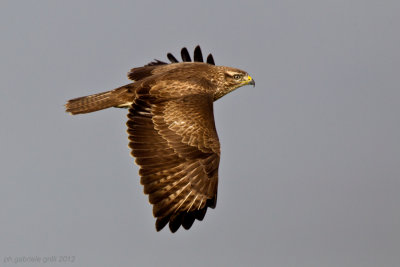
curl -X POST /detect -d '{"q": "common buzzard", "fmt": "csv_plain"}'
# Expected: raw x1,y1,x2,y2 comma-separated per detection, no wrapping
65,46,255,232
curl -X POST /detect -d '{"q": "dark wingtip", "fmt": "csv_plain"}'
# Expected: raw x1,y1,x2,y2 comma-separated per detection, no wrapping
155,217,170,232
193,45,204,62
181,47,191,62
145,59,167,66
164,46,216,65
154,205,211,233
193,208,207,221
182,213,196,230
169,214,183,233
167,53,178,63
207,54,215,65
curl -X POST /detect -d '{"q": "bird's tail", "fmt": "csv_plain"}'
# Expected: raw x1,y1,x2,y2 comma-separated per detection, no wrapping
65,84,135,115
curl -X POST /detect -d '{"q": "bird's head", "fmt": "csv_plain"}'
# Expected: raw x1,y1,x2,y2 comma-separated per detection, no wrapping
214,66,255,100
224,68,255,88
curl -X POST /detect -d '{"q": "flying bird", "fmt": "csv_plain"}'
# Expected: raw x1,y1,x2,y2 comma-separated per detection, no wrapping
65,46,255,232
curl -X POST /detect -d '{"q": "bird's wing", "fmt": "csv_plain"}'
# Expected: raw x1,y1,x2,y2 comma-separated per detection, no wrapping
128,46,215,81
127,88,220,232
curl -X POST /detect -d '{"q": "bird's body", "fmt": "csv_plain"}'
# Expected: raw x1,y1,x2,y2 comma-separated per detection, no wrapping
66,62,250,114
65,46,254,232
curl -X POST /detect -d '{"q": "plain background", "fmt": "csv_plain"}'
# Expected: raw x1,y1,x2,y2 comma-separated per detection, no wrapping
1,1,399,266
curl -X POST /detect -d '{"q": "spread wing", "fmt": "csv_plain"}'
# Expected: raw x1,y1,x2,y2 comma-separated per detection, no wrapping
127,86,220,232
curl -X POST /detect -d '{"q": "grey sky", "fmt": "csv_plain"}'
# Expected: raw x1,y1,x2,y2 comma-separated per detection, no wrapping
1,1,399,266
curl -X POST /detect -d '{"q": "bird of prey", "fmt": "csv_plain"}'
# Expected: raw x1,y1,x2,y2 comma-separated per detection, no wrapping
65,46,255,232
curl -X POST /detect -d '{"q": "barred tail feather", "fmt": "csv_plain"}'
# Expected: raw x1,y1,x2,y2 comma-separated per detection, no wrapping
65,91,119,115
66,83,137,115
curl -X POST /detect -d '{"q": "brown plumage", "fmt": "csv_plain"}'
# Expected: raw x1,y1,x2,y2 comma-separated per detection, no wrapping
65,46,255,232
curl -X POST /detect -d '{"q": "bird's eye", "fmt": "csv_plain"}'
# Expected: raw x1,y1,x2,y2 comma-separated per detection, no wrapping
233,74,241,80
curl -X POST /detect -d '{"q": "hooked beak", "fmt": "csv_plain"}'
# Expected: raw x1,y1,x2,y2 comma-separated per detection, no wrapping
247,75,255,87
